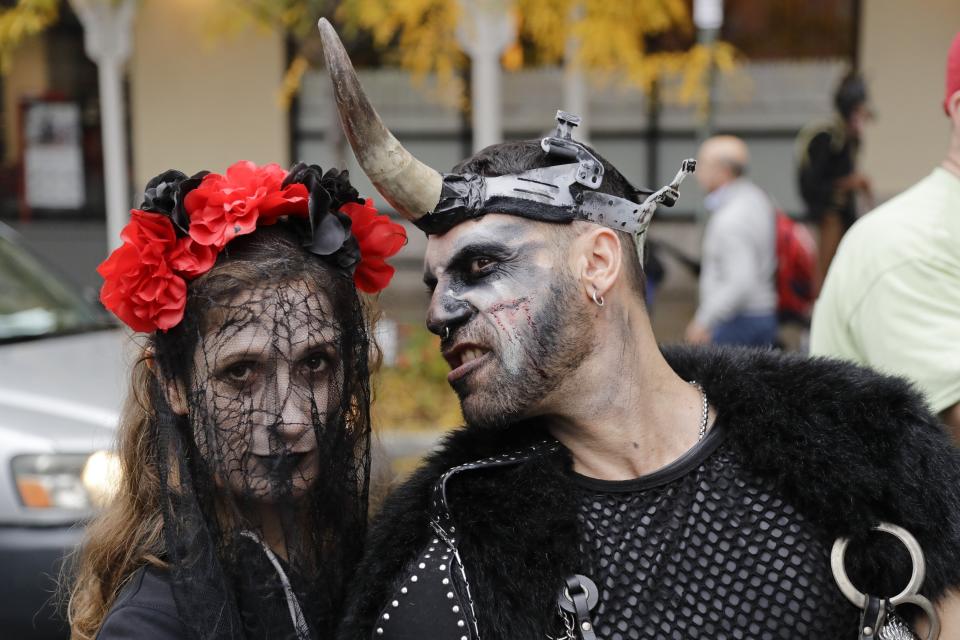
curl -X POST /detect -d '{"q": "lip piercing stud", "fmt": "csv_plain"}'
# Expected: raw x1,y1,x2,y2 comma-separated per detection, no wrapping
443,326,450,340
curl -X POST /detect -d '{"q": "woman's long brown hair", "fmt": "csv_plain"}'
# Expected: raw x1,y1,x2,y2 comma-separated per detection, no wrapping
65,223,380,639
66,351,167,640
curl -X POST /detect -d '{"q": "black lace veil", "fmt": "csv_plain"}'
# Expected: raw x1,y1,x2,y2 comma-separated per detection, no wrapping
143,171,372,640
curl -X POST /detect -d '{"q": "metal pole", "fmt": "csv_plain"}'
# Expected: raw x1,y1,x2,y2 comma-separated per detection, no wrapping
456,0,515,153
562,3,589,142
695,26,718,149
97,57,128,250
693,0,723,222
69,0,135,252
693,0,723,148
471,31,501,151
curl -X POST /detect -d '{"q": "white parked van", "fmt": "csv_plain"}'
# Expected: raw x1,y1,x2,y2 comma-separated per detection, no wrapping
0,223,123,639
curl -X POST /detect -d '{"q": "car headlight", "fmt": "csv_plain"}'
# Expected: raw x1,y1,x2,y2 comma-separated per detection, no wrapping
12,451,121,510
81,450,122,507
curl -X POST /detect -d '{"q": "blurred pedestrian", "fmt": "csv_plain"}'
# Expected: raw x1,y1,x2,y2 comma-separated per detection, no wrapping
685,135,778,347
68,162,404,639
811,32,960,437
796,71,874,291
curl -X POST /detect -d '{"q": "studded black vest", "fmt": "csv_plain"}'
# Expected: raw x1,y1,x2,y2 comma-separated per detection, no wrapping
374,424,860,639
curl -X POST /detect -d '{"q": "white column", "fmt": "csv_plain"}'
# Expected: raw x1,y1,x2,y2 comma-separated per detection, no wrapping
562,4,589,142
456,0,515,152
693,0,723,144
68,0,136,251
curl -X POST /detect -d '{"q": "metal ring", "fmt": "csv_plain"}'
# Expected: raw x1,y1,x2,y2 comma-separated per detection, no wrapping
592,291,604,307
895,594,940,640
830,522,926,609
442,326,450,340
558,574,599,614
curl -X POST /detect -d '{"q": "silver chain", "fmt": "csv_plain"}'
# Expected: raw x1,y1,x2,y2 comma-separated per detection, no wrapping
688,381,710,442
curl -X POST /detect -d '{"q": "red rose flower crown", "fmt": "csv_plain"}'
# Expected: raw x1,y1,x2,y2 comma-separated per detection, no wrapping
97,161,407,333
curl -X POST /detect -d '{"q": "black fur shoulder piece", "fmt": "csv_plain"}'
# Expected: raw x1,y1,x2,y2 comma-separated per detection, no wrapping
664,346,960,596
339,346,960,640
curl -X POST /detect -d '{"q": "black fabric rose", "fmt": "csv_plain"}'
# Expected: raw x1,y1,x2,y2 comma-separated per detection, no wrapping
140,169,209,237
283,163,362,273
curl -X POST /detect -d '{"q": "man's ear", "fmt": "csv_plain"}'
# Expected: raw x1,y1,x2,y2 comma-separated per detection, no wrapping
572,225,623,301
146,352,188,416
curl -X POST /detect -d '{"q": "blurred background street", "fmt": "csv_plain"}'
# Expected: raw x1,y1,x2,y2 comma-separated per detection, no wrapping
0,0,958,637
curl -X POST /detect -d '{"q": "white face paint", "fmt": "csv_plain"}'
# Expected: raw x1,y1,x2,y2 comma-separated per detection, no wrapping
189,280,342,503
424,214,594,428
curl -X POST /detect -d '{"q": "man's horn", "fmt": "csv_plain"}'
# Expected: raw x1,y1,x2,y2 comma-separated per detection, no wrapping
317,18,443,222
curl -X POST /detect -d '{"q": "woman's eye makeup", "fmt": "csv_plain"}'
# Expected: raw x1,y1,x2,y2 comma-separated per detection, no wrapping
221,361,256,385
302,345,338,377
303,353,329,373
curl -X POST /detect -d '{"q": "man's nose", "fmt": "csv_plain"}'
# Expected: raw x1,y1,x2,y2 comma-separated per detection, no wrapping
426,291,474,338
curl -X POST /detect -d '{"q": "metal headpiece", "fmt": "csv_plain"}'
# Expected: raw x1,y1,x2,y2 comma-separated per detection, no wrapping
317,19,695,259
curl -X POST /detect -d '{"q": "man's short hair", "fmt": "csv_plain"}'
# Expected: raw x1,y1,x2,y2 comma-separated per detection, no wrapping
451,140,647,296
834,71,868,121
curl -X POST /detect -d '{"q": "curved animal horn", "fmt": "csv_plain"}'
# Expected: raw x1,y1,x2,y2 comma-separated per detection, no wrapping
317,18,443,222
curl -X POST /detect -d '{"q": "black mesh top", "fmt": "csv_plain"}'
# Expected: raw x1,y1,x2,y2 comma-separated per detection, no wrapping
573,421,860,639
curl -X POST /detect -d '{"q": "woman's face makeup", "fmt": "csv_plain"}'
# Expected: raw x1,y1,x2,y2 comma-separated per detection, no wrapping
189,280,342,503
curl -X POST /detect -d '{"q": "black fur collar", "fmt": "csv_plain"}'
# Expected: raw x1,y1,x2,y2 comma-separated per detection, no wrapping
340,346,960,640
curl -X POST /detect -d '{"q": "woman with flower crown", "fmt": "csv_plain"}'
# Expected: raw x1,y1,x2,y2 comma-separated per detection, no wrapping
66,161,406,640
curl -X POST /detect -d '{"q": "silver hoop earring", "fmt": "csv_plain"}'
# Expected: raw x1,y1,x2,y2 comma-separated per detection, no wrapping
592,291,604,307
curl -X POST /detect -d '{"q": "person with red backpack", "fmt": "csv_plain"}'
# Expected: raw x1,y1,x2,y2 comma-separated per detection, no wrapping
685,136,780,347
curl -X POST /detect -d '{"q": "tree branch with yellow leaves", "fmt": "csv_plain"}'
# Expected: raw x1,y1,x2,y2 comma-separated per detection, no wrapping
337,0,738,109
0,0,59,73
209,0,738,111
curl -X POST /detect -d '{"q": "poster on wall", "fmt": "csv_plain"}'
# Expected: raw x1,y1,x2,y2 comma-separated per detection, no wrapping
23,101,86,210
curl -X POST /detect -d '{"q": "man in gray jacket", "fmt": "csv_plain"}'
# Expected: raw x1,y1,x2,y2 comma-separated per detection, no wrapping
685,135,778,347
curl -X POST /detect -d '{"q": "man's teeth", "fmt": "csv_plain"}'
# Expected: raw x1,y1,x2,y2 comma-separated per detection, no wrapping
460,349,485,366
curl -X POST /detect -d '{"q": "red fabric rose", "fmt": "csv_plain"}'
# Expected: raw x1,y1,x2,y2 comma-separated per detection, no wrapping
169,237,217,278
98,210,215,332
185,161,309,249
339,198,407,293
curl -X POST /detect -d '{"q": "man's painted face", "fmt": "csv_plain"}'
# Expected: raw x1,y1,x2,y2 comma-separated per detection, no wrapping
423,214,594,428
187,280,343,504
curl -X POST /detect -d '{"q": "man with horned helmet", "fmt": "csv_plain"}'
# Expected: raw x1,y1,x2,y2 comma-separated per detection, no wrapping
316,20,960,640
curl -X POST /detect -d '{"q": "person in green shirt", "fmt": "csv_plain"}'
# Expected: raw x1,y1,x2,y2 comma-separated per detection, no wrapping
811,31,960,437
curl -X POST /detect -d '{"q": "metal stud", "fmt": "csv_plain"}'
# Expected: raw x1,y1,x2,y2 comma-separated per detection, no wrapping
392,600,399,608
411,575,418,582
